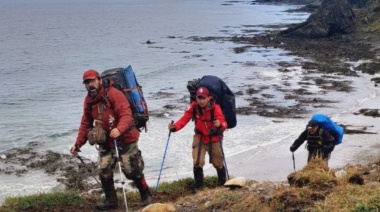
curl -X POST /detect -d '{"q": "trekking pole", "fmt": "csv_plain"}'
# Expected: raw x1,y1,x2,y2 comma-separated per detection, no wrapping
155,120,174,193
218,133,230,180
75,151,102,188
109,120,129,212
292,152,296,171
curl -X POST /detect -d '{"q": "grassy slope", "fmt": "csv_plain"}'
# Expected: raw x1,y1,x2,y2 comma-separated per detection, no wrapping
1,158,379,211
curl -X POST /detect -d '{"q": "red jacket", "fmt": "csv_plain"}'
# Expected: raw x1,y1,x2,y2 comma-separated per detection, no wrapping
75,82,139,148
174,101,227,144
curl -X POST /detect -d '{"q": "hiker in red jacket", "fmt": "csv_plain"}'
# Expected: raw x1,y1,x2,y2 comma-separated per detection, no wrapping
168,86,228,188
70,69,152,210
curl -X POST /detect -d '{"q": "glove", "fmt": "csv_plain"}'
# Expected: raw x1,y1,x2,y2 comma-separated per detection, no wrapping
322,144,334,152
209,128,219,136
168,123,176,132
290,145,297,152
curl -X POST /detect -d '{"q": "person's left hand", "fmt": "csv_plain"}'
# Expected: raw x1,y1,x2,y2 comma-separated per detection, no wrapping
213,119,221,128
110,128,121,138
70,146,79,156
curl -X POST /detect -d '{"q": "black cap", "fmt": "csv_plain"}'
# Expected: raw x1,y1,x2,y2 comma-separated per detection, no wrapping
307,120,318,127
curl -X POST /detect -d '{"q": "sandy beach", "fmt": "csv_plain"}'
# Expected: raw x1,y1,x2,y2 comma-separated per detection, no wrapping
224,73,380,183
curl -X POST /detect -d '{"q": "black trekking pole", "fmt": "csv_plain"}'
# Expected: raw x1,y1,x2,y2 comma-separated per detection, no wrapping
109,119,129,212
76,152,102,188
155,120,174,193
292,152,296,171
218,133,229,180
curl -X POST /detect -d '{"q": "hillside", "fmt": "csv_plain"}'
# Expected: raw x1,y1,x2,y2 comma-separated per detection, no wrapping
1,157,379,211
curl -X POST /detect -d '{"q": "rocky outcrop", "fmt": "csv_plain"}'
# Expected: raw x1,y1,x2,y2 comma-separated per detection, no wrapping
280,0,355,38
348,0,371,8
359,0,380,32
255,0,321,3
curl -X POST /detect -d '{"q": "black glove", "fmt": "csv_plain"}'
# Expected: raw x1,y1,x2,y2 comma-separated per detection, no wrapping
290,145,297,152
168,124,177,132
209,128,219,136
322,144,334,152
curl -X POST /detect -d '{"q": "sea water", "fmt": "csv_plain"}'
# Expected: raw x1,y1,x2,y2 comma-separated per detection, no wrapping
0,0,375,204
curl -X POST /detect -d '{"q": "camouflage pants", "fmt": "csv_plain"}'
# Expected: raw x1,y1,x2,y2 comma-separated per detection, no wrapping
98,142,145,180
192,135,224,169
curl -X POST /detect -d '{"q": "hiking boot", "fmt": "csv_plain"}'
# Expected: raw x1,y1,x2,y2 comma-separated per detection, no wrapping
140,188,153,207
96,177,118,211
95,199,118,211
191,166,204,192
217,166,227,186
133,176,153,207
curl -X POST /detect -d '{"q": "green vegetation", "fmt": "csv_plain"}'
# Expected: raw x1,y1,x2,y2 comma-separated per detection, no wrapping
0,191,86,212
1,159,379,212
0,177,220,211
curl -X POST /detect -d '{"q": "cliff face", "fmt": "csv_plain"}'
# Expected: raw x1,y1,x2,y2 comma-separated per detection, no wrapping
357,0,380,33
281,0,355,38
348,0,371,8
277,0,380,38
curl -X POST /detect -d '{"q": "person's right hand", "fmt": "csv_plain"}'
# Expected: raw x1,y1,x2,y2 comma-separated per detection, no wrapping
168,123,176,132
70,146,79,156
290,145,296,152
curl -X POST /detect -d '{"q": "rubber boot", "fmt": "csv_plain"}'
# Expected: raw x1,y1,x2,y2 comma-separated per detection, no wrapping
133,176,152,207
217,166,227,186
192,167,204,189
96,177,118,211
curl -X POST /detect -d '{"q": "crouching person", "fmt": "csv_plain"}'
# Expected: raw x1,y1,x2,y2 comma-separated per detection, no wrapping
290,120,335,165
70,69,152,210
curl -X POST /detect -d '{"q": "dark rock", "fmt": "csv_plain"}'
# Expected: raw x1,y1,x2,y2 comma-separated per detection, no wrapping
255,0,320,3
354,108,380,117
281,0,355,38
348,174,365,185
348,0,370,8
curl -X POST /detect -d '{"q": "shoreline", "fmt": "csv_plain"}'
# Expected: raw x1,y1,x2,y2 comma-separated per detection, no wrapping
2,0,380,206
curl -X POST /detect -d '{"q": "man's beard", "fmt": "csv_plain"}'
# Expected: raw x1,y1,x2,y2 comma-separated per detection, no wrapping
87,86,100,98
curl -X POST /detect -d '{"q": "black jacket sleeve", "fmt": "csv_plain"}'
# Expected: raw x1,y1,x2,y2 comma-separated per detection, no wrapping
322,129,335,152
290,129,308,151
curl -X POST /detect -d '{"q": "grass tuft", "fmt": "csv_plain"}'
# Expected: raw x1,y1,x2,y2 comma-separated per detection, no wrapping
0,191,86,211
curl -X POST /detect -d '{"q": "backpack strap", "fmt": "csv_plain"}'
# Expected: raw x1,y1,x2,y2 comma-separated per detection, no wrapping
101,83,113,109
192,102,215,122
192,105,197,122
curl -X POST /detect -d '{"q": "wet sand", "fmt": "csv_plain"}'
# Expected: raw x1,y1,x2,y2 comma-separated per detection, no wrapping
224,81,380,183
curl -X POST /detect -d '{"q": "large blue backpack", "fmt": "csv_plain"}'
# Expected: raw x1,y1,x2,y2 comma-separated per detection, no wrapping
101,65,149,132
311,114,344,145
187,75,237,129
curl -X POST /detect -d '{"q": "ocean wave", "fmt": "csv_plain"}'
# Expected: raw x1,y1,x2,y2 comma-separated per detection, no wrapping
0,102,21,106
48,130,78,139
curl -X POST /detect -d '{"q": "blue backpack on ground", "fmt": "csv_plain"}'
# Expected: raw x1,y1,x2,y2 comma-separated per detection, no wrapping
187,75,237,129
311,114,344,145
101,65,149,132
